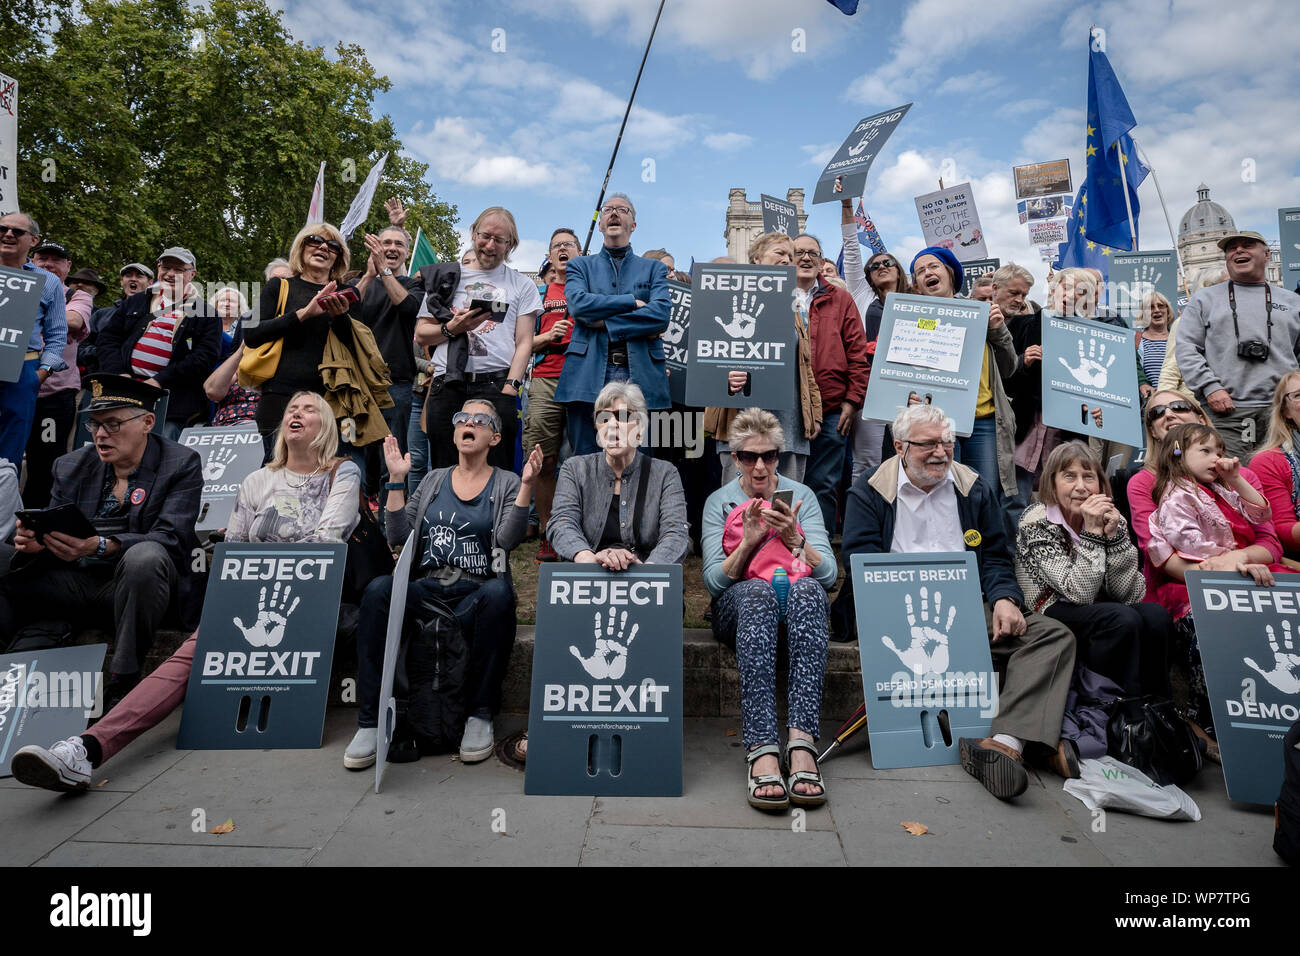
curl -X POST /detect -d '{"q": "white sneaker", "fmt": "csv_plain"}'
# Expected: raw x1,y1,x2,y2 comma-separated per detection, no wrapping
459,716,494,763
343,727,377,770
11,737,92,792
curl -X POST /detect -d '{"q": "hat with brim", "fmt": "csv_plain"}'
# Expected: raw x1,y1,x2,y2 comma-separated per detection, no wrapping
32,240,70,259
1216,230,1268,251
85,374,161,414
120,262,156,280
158,246,196,268
910,246,965,294
68,267,107,297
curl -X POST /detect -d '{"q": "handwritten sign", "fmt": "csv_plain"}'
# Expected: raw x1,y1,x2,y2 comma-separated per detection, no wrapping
914,183,987,261
884,317,968,373
1013,159,1072,199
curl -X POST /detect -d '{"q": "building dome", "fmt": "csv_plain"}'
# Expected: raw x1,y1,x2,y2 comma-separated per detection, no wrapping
1178,183,1235,238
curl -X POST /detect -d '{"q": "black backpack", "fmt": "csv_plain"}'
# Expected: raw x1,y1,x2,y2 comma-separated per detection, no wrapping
1275,719,1300,866
403,594,469,756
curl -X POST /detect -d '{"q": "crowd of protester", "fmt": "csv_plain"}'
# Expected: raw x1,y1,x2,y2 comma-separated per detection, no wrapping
1,196,1298,814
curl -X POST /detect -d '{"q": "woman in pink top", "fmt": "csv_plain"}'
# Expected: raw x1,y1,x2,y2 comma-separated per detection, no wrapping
1247,371,1300,559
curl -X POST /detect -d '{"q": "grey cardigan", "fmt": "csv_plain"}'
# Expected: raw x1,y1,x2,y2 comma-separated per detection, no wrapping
386,465,528,587
547,451,689,564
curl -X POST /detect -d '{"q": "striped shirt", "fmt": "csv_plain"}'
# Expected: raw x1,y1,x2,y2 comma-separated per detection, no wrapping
130,294,183,377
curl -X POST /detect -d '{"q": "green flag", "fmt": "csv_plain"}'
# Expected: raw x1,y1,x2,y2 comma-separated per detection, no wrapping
408,226,437,272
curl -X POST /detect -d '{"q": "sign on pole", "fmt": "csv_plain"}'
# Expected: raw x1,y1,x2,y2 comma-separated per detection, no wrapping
0,73,16,212
813,104,911,205
684,263,798,409
1278,207,1300,291
1109,249,1179,327
665,280,691,405
1027,218,1068,249
1185,570,1300,805
914,182,987,261
1040,314,1143,446
862,292,990,435
760,193,799,238
180,423,265,532
0,264,45,383
959,258,1000,298
1013,159,1072,200
376,532,415,793
0,644,107,777
525,564,683,796
178,542,346,749
849,552,994,769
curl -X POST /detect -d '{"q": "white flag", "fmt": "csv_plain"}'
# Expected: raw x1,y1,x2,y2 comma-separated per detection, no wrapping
339,152,389,240
306,161,325,225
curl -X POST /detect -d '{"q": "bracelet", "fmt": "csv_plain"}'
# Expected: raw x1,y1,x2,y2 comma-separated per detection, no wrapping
384,481,406,492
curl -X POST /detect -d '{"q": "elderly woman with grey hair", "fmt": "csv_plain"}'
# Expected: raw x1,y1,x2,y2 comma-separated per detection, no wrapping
701,407,838,812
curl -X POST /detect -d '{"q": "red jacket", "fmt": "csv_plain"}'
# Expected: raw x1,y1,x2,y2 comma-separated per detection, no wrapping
806,280,869,410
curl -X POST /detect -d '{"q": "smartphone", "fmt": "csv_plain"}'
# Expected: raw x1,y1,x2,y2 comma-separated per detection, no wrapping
335,285,360,305
772,489,794,510
468,297,508,316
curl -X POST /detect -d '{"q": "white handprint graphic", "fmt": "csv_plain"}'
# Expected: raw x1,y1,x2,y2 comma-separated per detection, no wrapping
714,292,764,339
203,447,237,481
1244,619,1300,695
233,581,301,648
881,587,955,676
846,127,879,157
1059,338,1116,388
570,607,640,680
664,314,687,345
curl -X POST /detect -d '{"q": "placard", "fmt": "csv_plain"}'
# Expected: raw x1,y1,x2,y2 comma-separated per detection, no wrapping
665,280,691,405
1185,571,1300,805
862,293,990,435
376,532,415,793
1279,207,1300,291
1110,249,1179,326
1013,159,1072,199
914,182,987,261
178,542,346,749
0,264,45,383
760,193,798,238
960,258,1000,298
180,423,265,531
0,73,16,212
684,263,798,410
1040,314,1143,446
525,564,683,796
0,644,107,777
1027,218,1068,248
1024,194,1069,221
813,103,912,205
850,552,994,769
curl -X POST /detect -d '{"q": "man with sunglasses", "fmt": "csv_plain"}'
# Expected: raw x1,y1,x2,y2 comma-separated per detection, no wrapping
95,246,220,440
0,374,202,711
0,211,68,472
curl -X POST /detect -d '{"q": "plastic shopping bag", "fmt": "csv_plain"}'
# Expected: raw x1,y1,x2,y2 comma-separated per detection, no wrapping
1063,755,1202,821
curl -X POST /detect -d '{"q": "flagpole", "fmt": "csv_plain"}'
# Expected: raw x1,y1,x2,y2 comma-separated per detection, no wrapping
1133,138,1190,300
408,226,423,274
581,0,668,255
1117,144,1138,251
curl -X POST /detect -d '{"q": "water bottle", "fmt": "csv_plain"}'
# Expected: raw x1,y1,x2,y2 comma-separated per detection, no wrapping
771,566,789,621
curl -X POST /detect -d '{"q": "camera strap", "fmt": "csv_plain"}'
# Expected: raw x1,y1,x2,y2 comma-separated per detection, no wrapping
1228,280,1273,347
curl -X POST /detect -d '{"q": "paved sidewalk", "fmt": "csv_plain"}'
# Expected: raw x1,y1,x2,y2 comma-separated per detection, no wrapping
0,709,1281,867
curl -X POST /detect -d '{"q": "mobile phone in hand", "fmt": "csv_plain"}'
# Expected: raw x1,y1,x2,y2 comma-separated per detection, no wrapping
772,489,794,510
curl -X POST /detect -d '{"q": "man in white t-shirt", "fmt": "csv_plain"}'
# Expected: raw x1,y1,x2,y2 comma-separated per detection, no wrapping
415,207,541,470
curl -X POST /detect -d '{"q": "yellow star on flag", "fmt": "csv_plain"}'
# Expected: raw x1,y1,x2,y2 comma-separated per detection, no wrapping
1100,246,1111,257
1086,144,1098,157
1119,150,1127,164
1086,240,1096,250
1086,124,1096,137
1077,207,1085,219
1080,193,1088,204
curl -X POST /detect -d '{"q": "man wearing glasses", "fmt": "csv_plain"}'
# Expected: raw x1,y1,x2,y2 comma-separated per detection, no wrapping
0,211,68,472
0,374,202,711
555,193,671,455
836,402,1077,801
96,246,221,440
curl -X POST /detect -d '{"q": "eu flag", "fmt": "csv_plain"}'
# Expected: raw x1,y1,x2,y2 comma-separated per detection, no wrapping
1054,181,1124,287
1083,37,1149,250
826,0,859,12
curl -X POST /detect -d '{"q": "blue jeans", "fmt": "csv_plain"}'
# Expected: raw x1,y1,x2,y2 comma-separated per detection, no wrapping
566,362,630,456
956,415,1013,538
0,358,40,467
407,396,430,491
806,410,846,532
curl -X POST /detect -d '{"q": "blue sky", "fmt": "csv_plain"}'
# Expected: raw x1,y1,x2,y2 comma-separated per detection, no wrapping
272,0,1300,291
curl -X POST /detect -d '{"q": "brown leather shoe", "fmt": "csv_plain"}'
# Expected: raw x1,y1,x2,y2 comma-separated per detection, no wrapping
1045,739,1081,780
958,737,1028,800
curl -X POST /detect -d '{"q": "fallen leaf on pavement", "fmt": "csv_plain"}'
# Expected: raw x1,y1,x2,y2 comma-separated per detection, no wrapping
900,821,928,835
725,729,737,737
210,819,236,835
97,780,108,788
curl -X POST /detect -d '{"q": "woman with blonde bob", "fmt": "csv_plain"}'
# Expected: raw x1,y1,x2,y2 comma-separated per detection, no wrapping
1247,370,1300,559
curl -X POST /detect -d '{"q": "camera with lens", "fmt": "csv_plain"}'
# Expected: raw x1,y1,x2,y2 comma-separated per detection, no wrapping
1237,339,1270,362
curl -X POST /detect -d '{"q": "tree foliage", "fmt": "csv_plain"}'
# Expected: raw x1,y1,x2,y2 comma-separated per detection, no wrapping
10,0,458,292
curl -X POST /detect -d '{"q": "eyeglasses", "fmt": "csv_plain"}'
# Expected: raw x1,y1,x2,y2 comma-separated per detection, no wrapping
904,439,955,453
475,231,512,247
550,239,579,251
88,413,148,435
303,234,343,255
1285,390,1300,405
868,259,898,272
793,249,821,260
601,205,632,216
1146,400,1195,425
734,449,779,466
0,225,30,238
451,411,499,432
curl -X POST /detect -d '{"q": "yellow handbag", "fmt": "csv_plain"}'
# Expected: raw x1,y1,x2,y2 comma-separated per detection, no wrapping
237,277,290,388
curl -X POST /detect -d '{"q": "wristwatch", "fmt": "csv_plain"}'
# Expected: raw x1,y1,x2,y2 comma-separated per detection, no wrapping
95,536,108,557
38,364,52,375
440,320,458,339
505,378,524,391
380,268,394,278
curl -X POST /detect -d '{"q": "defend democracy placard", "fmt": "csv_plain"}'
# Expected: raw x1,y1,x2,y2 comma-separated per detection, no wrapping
665,280,691,405
813,103,911,205
914,182,987,261
0,264,46,383
849,552,994,769
1278,207,1300,290
760,193,798,238
0,643,107,777
684,263,798,410
1013,158,1072,199
525,564,683,796
862,292,990,435
180,423,265,532
1110,249,1179,327
178,542,346,750
1185,571,1300,805
1027,218,1068,248
959,258,1000,298
1041,314,1143,447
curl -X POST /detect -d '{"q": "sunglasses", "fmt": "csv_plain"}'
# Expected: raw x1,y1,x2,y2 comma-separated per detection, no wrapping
1146,400,1195,426
867,259,898,272
451,411,499,431
0,225,31,238
596,409,642,426
304,234,343,254
734,449,779,466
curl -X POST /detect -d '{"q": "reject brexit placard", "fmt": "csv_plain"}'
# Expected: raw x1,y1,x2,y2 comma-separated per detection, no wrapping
0,264,45,383
914,182,987,261
862,293,989,435
665,280,691,405
760,193,798,238
1278,207,1300,290
1110,250,1179,327
1041,314,1143,447
1185,571,1300,805
178,542,346,750
959,258,1000,298
180,423,265,531
684,263,798,410
813,103,911,205
850,552,994,769
1013,159,1072,199
0,643,107,777
525,564,683,796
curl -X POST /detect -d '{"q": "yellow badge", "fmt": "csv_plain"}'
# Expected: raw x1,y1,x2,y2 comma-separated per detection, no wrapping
963,528,982,547
91,379,104,399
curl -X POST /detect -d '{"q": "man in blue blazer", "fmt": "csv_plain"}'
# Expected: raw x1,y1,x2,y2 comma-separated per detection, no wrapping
555,193,671,454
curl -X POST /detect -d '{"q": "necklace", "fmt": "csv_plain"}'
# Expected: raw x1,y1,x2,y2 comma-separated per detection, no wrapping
285,465,324,489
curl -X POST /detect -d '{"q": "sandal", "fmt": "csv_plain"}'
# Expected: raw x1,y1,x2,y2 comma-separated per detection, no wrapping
784,738,828,808
746,744,788,811
513,732,528,763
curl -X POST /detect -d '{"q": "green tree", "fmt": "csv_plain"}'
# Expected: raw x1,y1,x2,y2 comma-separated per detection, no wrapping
12,0,458,296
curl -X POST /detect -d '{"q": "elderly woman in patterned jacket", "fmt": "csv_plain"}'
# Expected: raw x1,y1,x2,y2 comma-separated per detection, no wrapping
1014,441,1173,699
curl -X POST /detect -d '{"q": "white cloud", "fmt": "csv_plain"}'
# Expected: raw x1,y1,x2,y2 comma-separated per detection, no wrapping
801,142,838,167
704,132,755,152
406,118,558,189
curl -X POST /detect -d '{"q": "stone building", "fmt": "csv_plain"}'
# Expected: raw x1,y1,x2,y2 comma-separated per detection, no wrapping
1177,183,1284,288
724,188,807,261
